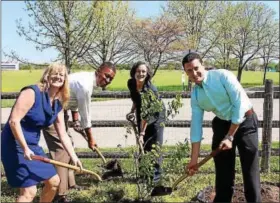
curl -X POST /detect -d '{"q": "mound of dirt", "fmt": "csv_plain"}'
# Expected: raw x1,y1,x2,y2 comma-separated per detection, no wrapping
197,182,279,203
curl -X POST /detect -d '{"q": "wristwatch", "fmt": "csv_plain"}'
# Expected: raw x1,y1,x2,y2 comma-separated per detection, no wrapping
225,134,234,142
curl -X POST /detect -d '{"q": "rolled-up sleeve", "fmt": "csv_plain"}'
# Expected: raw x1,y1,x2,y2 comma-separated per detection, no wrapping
76,88,92,129
190,91,204,143
220,70,252,124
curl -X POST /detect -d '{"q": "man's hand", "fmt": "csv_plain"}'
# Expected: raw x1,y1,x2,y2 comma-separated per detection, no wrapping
185,159,198,176
88,137,98,150
219,135,233,150
73,120,84,135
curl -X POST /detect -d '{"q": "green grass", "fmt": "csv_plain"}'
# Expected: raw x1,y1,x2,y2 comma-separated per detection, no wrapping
1,69,279,92
1,143,279,202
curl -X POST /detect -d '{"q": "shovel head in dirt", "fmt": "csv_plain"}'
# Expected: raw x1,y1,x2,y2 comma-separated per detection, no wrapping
150,148,221,197
77,129,124,179
101,159,123,180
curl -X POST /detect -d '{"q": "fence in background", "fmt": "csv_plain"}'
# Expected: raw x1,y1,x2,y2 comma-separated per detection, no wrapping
1,80,279,171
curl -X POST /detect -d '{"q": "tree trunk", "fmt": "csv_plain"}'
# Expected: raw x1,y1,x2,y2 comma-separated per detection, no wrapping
263,64,268,85
237,67,243,82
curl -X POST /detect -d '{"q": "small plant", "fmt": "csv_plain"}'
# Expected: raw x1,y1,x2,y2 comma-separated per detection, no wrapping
163,139,190,182
124,89,184,201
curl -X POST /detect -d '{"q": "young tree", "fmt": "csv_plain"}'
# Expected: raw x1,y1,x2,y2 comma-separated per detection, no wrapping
13,1,100,73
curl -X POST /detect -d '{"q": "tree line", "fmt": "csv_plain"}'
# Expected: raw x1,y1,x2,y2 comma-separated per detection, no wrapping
5,1,279,84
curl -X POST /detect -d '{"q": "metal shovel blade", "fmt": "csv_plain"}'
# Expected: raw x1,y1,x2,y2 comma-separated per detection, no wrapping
150,186,173,196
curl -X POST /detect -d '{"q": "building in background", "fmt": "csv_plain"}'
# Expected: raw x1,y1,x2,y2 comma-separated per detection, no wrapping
1,61,20,70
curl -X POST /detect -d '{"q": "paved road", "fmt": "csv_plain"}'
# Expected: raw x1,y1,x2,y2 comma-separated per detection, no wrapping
1,98,279,149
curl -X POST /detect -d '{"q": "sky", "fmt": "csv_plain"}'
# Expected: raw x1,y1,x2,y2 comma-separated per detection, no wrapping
1,1,279,64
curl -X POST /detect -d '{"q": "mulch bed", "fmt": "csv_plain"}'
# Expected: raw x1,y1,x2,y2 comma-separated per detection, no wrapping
197,182,279,203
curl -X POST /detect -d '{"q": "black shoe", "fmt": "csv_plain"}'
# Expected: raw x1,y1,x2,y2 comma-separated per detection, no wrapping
53,195,70,203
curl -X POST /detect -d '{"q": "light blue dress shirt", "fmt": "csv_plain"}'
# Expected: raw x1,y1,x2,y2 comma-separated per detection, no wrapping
190,69,252,143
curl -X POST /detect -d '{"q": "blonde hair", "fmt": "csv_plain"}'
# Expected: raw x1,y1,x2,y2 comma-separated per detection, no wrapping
38,63,70,108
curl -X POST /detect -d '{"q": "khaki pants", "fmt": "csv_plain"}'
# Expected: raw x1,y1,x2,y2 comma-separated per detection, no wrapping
42,111,76,196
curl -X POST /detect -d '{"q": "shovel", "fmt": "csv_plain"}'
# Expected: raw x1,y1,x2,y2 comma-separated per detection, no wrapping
78,130,123,180
126,113,144,155
31,155,102,181
150,148,221,196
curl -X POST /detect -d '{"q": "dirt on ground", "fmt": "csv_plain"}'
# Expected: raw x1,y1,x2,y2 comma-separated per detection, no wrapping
197,182,280,203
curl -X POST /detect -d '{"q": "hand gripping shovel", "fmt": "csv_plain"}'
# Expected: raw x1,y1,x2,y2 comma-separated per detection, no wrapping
150,148,221,196
31,155,102,181
79,131,123,180
126,113,144,156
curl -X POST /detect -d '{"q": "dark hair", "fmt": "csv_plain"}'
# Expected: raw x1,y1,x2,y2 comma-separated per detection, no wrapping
182,52,203,67
130,61,152,83
98,61,116,73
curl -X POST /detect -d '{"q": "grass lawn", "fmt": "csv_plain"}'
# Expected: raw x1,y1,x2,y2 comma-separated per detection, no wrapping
1,69,279,92
1,143,279,202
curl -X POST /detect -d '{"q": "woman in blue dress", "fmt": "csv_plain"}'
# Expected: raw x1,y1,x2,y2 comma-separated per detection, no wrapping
1,63,83,202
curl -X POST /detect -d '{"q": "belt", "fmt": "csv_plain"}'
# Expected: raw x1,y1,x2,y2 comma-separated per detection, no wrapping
245,108,254,117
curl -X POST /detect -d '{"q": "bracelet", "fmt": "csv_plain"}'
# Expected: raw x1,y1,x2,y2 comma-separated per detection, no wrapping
139,132,145,136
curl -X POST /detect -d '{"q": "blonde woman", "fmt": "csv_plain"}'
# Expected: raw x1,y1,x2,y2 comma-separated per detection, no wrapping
1,63,82,203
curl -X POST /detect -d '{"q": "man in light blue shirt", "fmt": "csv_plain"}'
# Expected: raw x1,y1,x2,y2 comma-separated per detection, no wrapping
183,52,261,202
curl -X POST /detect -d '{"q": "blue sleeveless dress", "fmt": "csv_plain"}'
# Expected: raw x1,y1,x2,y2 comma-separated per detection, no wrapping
1,85,62,187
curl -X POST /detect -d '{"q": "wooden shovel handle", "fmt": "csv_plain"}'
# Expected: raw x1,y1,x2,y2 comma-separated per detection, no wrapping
197,148,220,168
31,155,102,181
79,130,107,164
93,147,107,164
126,116,145,155
172,148,221,190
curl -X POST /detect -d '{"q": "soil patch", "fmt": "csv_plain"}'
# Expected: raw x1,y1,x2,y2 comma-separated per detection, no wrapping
197,182,279,203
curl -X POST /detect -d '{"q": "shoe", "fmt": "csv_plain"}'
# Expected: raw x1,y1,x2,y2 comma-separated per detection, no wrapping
69,184,85,191
53,195,70,203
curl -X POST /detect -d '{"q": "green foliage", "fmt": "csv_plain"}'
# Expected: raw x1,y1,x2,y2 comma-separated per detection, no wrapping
116,64,131,70
140,89,164,122
166,94,183,120
1,145,279,202
163,140,190,176
134,144,162,200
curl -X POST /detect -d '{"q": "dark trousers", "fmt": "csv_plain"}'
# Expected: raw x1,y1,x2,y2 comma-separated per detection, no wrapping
141,123,164,183
212,113,261,203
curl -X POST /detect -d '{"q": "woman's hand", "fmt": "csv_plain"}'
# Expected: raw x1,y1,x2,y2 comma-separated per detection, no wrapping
23,148,35,160
71,154,83,170
138,134,144,145
126,112,135,121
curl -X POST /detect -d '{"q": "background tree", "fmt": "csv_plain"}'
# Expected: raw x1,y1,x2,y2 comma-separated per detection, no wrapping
128,15,185,76
81,2,137,68
206,2,237,70
12,1,100,73
164,1,219,90
258,21,279,84
231,2,277,81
